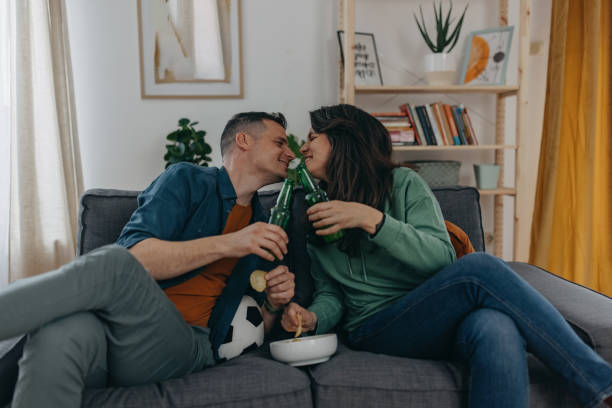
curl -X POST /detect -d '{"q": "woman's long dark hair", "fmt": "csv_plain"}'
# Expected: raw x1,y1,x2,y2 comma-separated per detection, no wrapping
309,104,396,255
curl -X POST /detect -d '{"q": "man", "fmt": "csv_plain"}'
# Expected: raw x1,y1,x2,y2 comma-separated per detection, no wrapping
0,112,297,407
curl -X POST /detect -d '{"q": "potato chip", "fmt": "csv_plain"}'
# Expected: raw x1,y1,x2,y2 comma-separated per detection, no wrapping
295,313,303,338
249,270,267,292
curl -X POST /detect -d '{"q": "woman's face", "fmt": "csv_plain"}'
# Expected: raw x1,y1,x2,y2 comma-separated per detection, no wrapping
300,129,332,181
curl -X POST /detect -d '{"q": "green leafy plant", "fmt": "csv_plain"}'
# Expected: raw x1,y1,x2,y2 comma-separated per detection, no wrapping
287,133,305,160
286,133,305,184
414,1,468,53
164,118,212,169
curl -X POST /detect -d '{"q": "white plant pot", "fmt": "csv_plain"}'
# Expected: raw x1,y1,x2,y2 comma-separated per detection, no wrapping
424,53,456,86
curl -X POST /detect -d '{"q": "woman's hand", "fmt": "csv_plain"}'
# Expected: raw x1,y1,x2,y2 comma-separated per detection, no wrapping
281,302,317,333
307,201,383,236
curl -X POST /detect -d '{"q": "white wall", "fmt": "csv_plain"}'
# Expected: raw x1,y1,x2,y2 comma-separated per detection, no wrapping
66,0,338,191
66,0,551,260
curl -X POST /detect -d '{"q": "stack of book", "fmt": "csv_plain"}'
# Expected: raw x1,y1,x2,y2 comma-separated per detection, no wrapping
371,112,415,146
391,103,479,146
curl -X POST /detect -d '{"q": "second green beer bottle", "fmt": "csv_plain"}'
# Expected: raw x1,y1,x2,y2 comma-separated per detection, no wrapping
295,160,344,244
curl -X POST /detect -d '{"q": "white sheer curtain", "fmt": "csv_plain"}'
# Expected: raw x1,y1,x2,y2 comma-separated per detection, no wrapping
0,0,10,287
8,0,83,282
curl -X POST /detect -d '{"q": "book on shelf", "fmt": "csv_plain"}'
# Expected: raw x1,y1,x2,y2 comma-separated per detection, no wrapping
433,103,452,145
443,104,461,145
424,104,444,145
371,112,415,145
403,105,422,145
399,104,426,145
396,103,479,147
452,106,468,145
459,107,475,145
462,107,479,145
416,106,437,145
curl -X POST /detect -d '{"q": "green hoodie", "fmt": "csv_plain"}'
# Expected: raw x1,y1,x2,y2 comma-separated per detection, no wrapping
307,167,456,334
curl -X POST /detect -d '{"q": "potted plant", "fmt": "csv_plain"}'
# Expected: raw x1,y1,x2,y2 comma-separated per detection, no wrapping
287,133,305,160
164,118,212,169
414,1,468,85
286,133,305,183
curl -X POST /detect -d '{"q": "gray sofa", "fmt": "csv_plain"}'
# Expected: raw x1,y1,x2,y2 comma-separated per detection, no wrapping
1,185,611,407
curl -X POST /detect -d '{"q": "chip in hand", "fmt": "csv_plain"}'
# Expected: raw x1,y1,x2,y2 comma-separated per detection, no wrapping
250,270,267,292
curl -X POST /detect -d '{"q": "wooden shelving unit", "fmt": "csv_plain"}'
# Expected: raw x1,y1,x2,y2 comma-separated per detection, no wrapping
392,145,517,151
356,85,519,95
338,0,532,260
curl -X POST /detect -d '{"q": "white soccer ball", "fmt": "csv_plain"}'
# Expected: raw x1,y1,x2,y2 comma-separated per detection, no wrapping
217,295,264,361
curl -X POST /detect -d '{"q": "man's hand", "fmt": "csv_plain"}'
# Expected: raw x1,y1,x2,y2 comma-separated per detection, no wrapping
308,201,383,236
265,265,295,309
281,302,317,334
225,222,289,262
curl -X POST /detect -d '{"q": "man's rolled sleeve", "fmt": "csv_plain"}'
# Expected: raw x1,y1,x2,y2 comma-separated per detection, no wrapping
116,164,200,249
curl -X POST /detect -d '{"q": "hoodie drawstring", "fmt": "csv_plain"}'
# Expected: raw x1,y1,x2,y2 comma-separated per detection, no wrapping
360,246,368,282
346,246,368,282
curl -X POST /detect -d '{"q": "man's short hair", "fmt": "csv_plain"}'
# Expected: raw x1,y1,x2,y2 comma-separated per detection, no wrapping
220,112,287,158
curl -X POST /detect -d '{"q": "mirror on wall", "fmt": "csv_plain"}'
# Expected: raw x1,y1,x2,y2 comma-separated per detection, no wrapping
137,0,242,98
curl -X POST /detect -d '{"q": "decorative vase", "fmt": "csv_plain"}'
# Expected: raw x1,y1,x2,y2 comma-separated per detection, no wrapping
473,164,500,190
424,53,456,86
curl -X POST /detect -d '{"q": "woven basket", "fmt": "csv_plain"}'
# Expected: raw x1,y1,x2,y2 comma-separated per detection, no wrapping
402,160,461,187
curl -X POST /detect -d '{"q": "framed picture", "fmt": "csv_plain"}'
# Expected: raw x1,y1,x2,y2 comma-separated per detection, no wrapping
337,31,383,86
458,26,514,86
137,0,243,99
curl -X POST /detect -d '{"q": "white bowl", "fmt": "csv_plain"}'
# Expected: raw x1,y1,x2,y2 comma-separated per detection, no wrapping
269,333,338,366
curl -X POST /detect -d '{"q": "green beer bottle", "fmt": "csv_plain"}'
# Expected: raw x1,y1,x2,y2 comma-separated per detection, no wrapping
295,160,344,243
268,178,294,231
250,178,294,292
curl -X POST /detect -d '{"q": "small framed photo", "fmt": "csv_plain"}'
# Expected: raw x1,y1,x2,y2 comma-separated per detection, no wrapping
337,31,383,86
137,0,243,99
459,26,514,86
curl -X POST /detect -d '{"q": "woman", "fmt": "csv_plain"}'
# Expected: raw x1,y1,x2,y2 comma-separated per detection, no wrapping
281,104,612,408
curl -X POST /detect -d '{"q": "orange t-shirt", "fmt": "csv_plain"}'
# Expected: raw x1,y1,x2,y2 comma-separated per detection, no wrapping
164,203,252,327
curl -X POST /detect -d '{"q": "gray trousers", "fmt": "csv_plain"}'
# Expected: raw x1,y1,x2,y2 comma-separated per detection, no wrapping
0,245,215,407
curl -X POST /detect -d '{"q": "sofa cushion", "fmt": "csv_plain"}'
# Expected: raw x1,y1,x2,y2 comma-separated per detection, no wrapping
78,189,140,256
308,345,465,407
445,220,475,258
431,186,484,252
308,344,581,408
82,346,312,408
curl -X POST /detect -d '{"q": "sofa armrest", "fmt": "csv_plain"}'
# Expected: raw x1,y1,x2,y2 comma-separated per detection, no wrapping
508,262,612,362
0,335,25,406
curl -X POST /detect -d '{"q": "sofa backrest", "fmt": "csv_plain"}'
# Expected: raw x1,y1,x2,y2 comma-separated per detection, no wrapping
78,185,484,256
77,189,140,256
79,185,484,307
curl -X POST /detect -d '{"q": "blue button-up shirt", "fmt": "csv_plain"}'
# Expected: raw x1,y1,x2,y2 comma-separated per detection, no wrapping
116,163,270,357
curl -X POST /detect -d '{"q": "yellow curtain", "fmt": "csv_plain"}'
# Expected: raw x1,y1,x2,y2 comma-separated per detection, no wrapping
530,0,612,296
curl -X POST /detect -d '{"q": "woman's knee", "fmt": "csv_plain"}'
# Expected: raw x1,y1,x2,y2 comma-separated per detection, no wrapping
453,252,513,281
455,308,525,358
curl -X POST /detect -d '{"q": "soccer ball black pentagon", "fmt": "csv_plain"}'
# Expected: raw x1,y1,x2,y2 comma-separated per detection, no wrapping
218,295,264,361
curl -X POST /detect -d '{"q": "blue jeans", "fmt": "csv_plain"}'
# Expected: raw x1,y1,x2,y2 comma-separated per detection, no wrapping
346,253,612,408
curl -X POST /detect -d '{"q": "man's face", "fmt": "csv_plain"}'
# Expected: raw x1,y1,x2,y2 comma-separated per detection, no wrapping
251,119,295,183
